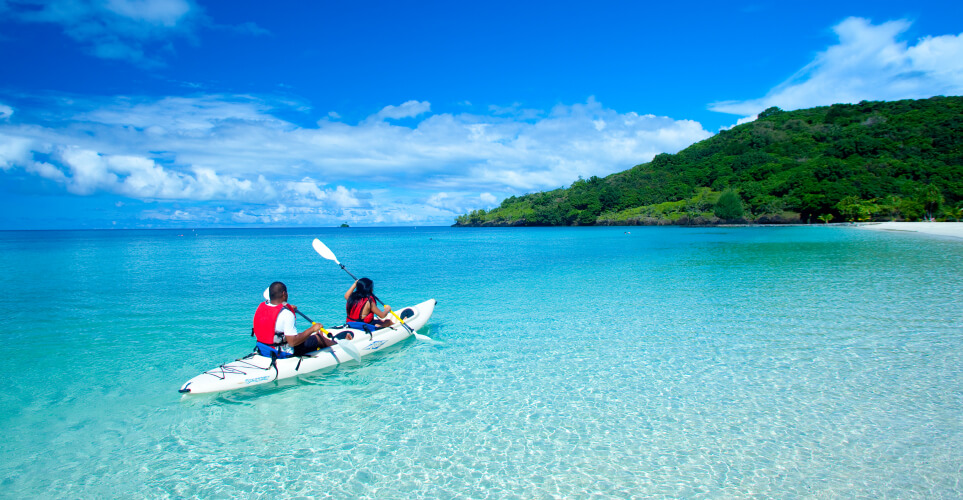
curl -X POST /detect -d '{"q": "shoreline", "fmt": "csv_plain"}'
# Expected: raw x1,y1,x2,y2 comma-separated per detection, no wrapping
856,221,963,240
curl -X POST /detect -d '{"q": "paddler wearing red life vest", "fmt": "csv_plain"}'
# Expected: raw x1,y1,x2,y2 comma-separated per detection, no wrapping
253,281,331,357
344,278,394,329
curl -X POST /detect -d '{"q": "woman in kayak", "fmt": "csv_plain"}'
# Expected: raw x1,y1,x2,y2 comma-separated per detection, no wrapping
345,278,394,329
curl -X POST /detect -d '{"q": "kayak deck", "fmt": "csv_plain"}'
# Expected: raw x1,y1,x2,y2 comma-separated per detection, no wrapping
179,299,435,394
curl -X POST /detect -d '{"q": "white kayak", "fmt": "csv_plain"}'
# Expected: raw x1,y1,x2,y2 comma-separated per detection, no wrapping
179,299,436,395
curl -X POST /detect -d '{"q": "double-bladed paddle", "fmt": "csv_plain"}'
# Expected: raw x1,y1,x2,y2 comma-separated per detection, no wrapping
312,238,431,341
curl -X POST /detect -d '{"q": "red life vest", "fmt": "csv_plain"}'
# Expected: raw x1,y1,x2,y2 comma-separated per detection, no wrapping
346,296,375,323
253,302,294,346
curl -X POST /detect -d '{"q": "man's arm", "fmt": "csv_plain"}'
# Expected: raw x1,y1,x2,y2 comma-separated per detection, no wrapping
285,323,322,347
278,308,322,347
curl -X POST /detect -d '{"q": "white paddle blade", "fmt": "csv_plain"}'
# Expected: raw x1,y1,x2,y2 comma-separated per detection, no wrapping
335,338,362,362
390,310,431,341
312,238,340,264
263,287,270,301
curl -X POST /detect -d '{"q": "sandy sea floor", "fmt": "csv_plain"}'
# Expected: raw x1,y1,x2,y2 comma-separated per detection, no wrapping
2,227,962,497
856,221,963,239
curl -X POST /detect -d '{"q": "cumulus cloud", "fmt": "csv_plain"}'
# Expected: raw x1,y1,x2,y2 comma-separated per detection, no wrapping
284,179,364,208
0,93,713,226
37,145,273,200
0,132,33,169
711,17,963,118
479,192,497,205
425,192,477,213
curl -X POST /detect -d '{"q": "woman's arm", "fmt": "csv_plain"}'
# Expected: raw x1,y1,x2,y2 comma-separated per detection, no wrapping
344,281,357,300
371,302,392,319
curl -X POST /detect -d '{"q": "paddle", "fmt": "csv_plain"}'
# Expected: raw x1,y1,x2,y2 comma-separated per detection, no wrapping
312,238,431,341
261,288,362,362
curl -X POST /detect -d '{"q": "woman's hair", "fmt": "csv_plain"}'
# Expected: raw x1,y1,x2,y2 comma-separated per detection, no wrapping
348,277,374,309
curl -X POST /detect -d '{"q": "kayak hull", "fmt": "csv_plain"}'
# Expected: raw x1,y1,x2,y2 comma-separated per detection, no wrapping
179,299,435,394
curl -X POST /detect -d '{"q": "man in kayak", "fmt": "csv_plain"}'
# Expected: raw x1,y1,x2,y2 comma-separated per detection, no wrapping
254,281,334,357
345,278,394,330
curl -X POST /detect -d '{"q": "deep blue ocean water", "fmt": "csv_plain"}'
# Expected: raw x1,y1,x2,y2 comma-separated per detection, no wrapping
0,226,961,498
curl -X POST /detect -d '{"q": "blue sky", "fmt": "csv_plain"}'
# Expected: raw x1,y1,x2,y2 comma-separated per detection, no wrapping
1,0,962,228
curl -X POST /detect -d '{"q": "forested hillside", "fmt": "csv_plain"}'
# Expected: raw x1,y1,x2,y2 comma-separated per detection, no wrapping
455,96,963,226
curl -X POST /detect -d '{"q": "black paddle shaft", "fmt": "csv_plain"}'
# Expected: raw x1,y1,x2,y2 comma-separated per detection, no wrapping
339,263,413,334
340,264,387,308
294,309,315,324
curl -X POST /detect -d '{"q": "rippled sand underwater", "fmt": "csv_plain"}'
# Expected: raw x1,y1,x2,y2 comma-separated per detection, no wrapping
0,226,960,497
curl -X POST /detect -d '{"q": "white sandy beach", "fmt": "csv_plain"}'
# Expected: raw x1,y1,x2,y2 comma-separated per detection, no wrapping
857,222,963,239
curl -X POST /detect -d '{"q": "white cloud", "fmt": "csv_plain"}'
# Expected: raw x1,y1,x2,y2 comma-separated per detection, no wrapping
230,205,289,224
425,192,471,213
424,191,501,216
141,209,196,222
0,93,713,225
25,161,68,183
327,185,362,208
0,132,33,169
6,0,200,65
479,192,497,206
0,103,12,120
8,144,274,202
370,100,431,121
426,192,452,208
79,95,290,133
283,179,363,208
711,17,963,117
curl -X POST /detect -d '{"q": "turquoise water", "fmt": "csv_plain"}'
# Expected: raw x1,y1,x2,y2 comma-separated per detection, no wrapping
0,226,961,498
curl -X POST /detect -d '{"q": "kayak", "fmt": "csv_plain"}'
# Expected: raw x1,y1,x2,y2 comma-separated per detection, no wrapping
179,299,436,394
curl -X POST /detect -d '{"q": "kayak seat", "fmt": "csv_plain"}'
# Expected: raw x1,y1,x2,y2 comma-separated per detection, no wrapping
256,342,293,359
345,321,378,333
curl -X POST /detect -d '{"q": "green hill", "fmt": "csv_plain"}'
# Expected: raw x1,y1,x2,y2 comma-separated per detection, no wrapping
454,96,963,226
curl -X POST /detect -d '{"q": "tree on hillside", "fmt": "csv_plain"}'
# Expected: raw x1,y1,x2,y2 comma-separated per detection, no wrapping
714,189,744,220
835,196,879,222
836,196,861,222
881,195,903,220
917,184,944,220
758,106,783,119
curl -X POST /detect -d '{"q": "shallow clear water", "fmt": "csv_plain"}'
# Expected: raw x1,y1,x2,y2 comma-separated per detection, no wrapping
0,226,961,498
